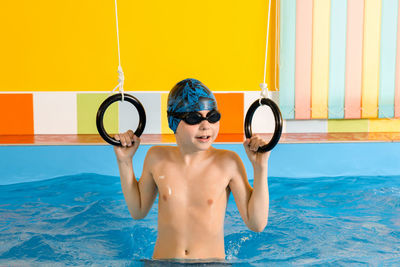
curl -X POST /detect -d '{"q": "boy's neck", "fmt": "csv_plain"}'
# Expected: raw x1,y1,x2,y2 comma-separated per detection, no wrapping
176,146,214,166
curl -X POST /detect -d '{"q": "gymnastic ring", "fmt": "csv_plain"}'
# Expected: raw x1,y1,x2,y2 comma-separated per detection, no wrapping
96,93,146,146
244,98,283,152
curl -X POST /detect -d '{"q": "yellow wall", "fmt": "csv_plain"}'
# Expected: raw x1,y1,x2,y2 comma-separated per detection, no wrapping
0,0,277,92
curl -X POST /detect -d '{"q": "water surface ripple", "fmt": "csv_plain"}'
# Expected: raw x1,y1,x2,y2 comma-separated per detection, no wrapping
0,174,399,266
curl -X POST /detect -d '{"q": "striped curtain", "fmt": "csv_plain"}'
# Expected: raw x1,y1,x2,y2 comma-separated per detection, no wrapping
278,0,400,120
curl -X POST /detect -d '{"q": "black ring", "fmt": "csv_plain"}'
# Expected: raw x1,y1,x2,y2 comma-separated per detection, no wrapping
96,93,146,146
244,98,283,152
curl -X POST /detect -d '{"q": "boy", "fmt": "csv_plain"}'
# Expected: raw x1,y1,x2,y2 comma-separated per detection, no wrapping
114,78,270,260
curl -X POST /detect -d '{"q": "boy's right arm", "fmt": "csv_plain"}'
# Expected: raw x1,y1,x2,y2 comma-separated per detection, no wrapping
114,131,158,220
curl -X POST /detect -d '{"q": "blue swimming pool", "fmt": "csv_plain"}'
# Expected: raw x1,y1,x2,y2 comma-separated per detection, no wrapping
1,143,400,265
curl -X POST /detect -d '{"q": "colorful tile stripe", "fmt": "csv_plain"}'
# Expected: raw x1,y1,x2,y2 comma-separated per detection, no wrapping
328,0,347,119
119,92,161,135
280,0,400,120
0,94,33,135
214,93,244,134
396,1,400,118
77,94,118,135
0,92,399,136
279,0,296,119
328,119,368,133
344,0,364,119
294,0,312,120
362,0,381,118
311,0,331,119
33,92,77,134
378,0,399,118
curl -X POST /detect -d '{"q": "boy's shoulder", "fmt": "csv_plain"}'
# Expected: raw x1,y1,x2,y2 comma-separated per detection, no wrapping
146,145,182,161
147,145,174,156
212,147,235,157
211,148,243,168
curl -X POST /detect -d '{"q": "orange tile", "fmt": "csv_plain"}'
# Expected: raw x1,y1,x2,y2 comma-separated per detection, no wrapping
215,133,244,143
0,94,33,135
215,93,244,134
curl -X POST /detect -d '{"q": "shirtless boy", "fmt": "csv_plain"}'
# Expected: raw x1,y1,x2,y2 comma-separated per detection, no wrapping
114,78,270,261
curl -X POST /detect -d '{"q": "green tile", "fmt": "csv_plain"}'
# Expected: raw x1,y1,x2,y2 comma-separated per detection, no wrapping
328,119,368,132
77,94,118,134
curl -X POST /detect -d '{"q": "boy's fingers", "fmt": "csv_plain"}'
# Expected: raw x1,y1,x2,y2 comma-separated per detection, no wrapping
127,130,142,146
114,131,140,148
125,134,133,147
127,130,135,139
246,137,257,152
254,137,262,150
248,136,269,152
120,134,128,147
126,135,132,146
257,138,265,148
250,139,258,151
246,136,271,152
251,139,259,151
254,143,260,151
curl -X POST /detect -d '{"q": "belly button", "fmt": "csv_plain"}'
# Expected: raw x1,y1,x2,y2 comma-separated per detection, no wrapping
185,249,189,255
162,195,167,201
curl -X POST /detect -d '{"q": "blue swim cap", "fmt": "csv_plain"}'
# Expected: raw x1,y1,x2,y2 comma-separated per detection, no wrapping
167,78,217,133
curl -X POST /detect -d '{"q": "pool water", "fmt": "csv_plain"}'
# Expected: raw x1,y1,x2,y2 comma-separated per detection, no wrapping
0,173,399,266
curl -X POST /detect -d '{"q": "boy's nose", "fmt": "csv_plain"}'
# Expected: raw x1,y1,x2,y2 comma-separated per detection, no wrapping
199,120,210,129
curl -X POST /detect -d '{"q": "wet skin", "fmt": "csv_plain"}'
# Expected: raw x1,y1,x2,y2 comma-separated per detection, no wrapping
114,110,270,260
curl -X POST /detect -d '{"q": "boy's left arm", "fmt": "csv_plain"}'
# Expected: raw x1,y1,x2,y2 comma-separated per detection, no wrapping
228,135,270,232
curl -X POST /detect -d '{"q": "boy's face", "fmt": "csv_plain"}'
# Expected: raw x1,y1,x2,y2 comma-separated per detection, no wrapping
175,110,220,151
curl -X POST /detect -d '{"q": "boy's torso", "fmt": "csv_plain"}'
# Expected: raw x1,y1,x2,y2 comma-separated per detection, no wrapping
149,146,232,260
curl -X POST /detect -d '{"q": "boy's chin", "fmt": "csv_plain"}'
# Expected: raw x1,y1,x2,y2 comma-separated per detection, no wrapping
193,140,213,150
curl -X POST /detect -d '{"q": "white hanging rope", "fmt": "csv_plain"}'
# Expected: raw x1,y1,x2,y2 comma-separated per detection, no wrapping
259,0,272,104
110,0,125,101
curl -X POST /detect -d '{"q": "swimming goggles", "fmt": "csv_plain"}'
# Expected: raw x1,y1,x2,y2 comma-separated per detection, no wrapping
168,110,221,125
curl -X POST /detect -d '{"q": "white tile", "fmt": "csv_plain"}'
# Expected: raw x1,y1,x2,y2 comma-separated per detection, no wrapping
119,92,161,134
285,119,328,133
33,92,77,134
244,91,283,134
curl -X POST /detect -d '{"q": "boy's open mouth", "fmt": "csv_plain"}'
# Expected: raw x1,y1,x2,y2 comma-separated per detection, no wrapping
196,135,211,142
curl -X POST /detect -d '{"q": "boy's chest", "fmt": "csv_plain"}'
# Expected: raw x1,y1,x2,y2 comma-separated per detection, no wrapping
152,162,230,205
